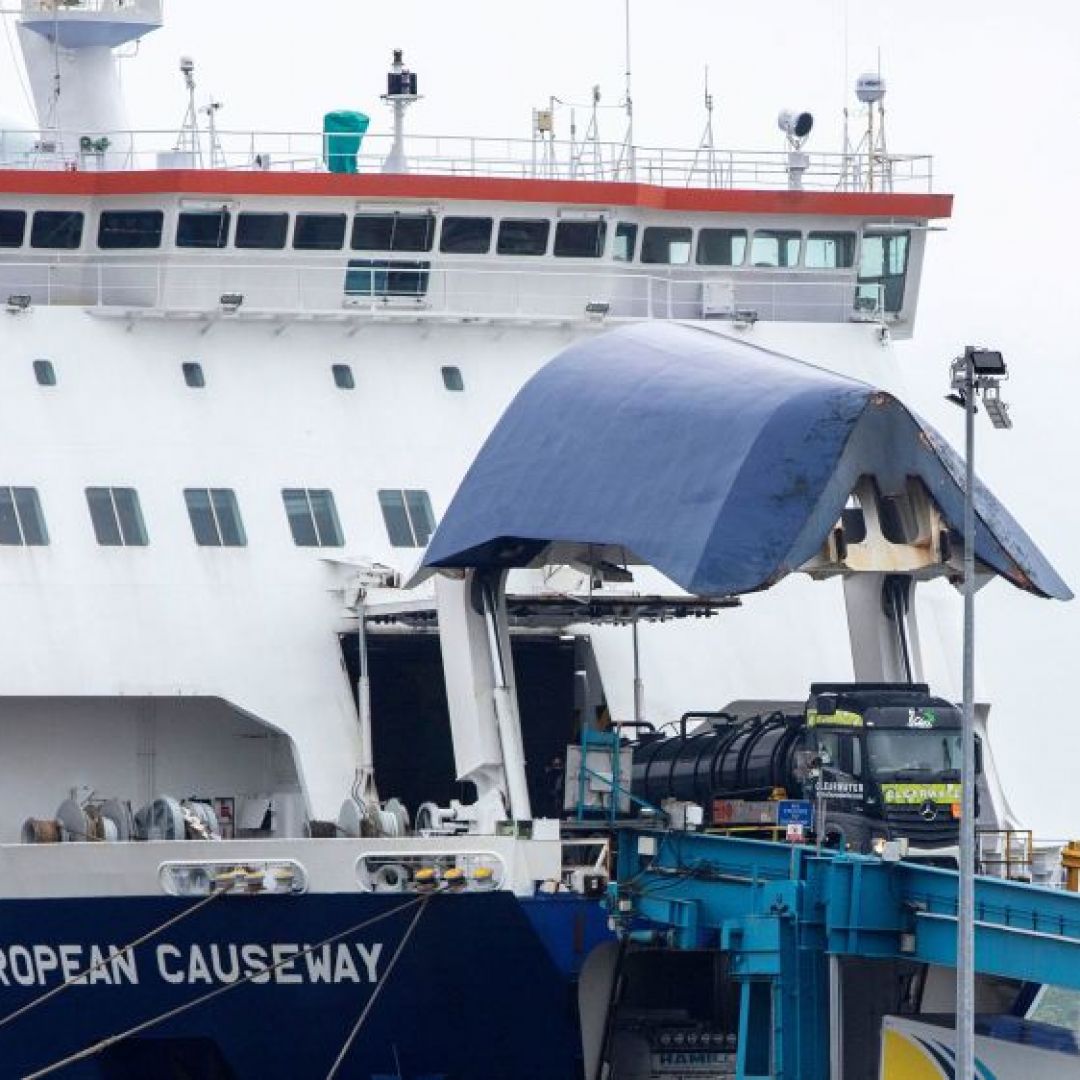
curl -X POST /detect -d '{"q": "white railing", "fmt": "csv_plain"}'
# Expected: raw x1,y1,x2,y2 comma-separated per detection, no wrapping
0,259,886,325
21,0,160,17
0,127,934,194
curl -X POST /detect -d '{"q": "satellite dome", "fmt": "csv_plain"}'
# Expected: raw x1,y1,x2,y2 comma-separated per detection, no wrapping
856,73,886,104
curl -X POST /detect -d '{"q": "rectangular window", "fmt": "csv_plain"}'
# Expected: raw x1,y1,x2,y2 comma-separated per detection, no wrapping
86,487,148,547
184,488,246,547
352,213,435,252
497,219,550,256
613,222,637,262
176,209,231,249
33,359,56,386
282,488,343,547
98,210,164,250
378,489,436,548
0,210,26,248
750,229,802,268
641,226,692,265
0,487,48,546
439,216,493,254
345,259,430,298
805,231,857,269
696,228,748,266
554,219,607,258
293,213,346,251
30,211,83,250
235,212,289,250
857,231,910,313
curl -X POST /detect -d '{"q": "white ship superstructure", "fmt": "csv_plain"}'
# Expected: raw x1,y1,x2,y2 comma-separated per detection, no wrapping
0,0,962,839
0,7,1075,1078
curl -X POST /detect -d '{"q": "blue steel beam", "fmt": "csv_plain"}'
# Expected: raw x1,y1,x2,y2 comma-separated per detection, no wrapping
611,830,1080,1079
614,829,1080,988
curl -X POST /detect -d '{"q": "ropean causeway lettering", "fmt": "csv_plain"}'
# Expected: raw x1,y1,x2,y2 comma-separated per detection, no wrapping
0,942,383,987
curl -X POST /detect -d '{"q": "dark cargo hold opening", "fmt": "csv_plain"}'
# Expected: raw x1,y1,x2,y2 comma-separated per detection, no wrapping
340,633,577,815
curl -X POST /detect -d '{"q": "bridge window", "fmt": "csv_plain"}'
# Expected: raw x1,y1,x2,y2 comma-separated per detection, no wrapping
554,219,607,258
282,488,343,547
857,231,910,314
439,216,493,254
31,211,83,250
805,231,857,269
184,488,246,547
441,365,464,392
379,489,436,548
176,209,231,249
332,363,355,389
696,228,747,266
0,487,48,546
352,213,435,253
33,359,56,387
497,219,550,256
98,210,164,250
182,361,205,388
345,259,430,298
86,487,148,547
293,213,346,251
750,229,801,268
641,226,691,265
0,210,26,248
235,212,288,250
613,222,637,262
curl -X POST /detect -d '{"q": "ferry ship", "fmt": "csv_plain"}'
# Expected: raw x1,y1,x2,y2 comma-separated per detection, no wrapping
0,2,1073,1078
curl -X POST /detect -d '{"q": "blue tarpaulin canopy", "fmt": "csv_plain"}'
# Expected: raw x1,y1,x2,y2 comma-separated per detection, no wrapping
423,323,1070,601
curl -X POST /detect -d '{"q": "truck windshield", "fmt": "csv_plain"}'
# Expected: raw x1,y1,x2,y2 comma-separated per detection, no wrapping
866,730,962,779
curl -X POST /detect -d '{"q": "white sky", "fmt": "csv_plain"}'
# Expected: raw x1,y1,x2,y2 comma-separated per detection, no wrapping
2,0,1078,834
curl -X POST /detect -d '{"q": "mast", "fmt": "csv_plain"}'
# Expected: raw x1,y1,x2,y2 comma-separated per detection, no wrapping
16,0,163,161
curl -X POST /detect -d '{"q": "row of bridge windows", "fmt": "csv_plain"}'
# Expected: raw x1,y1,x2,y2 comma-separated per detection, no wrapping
0,486,436,550
0,207,910,274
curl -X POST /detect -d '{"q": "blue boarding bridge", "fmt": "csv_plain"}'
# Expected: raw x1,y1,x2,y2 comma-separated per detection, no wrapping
420,322,1078,1078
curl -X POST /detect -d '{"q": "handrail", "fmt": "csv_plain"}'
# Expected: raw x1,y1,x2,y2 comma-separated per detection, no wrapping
0,126,936,193
0,259,886,325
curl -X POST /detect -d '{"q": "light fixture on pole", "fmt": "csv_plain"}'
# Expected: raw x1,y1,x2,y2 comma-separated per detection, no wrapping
946,344,1012,1080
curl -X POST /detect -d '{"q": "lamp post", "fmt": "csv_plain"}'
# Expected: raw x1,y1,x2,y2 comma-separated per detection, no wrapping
947,345,1011,1078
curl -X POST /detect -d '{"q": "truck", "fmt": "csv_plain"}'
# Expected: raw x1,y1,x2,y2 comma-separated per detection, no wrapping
630,683,971,855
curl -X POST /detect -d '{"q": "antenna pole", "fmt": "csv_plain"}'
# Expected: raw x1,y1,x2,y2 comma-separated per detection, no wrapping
622,0,635,180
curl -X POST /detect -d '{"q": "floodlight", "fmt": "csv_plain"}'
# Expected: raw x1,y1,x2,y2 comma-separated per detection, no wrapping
777,109,813,141
964,346,1006,376
219,293,244,313
6,294,31,313
584,300,610,319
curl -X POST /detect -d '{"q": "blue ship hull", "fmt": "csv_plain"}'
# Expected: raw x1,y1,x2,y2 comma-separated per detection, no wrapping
0,892,611,1079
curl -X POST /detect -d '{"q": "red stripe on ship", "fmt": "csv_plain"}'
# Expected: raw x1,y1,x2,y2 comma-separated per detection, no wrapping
0,170,953,218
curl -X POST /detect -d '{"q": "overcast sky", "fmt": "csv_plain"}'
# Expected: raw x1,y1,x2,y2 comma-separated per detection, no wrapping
2,0,1077,834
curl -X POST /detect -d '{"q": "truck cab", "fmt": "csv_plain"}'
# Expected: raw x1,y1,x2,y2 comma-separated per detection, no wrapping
805,683,970,855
